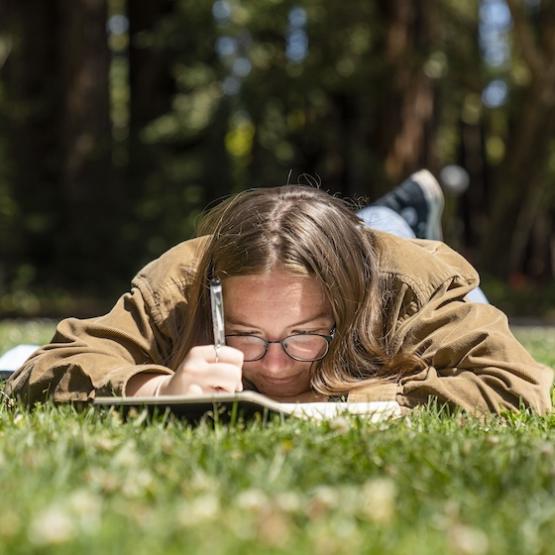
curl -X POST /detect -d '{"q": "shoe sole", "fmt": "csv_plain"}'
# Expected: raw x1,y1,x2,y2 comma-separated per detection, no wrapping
410,169,444,241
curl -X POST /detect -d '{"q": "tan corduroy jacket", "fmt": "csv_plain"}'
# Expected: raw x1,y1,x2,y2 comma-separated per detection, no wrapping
5,230,554,414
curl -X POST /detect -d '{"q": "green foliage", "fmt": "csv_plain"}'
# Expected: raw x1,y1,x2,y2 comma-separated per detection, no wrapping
1,0,554,311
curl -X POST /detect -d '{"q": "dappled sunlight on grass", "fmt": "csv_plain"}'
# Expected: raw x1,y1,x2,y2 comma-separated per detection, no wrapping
0,322,554,553
0,405,555,554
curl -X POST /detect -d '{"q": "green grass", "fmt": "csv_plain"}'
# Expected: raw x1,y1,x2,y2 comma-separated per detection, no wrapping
0,320,57,352
1,320,555,554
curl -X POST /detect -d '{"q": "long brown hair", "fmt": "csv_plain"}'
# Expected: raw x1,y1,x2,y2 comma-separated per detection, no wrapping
170,185,423,395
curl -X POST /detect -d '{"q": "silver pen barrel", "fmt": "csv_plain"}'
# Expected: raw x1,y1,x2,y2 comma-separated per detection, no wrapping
210,278,226,348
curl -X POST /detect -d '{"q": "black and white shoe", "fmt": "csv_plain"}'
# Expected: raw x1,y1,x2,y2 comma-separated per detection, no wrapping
373,169,444,240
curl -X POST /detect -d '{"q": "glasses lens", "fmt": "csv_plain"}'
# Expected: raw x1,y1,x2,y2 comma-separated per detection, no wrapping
225,335,267,361
283,334,329,361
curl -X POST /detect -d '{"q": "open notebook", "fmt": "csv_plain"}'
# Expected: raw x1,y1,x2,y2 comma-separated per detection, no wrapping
1,346,401,423
94,391,402,423
0,344,39,379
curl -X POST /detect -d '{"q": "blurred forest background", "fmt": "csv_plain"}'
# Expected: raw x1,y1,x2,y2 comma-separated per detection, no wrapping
0,0,554,319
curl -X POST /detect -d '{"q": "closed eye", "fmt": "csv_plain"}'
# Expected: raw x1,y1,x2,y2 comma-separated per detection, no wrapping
290,329,328,335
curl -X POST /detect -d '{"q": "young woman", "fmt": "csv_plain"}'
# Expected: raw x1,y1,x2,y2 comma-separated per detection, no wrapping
5,178,553,414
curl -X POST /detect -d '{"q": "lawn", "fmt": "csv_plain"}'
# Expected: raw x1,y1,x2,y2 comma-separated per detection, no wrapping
0,320,555,555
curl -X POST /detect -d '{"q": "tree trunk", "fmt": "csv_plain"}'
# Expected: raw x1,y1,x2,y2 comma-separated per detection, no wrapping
125,0,176,261
55,0,113,287
1,0,63,285
374,0,438,185
127,0,175,192
481,0,555,278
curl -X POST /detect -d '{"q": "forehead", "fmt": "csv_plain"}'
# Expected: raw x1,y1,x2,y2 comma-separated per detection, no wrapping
222,269,331,324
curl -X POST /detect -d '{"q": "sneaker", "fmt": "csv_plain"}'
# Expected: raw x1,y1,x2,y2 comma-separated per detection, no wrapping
373,169,444,240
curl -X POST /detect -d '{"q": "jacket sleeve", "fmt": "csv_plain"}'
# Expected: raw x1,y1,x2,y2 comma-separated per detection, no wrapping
4,279,175,405
394,276,553,415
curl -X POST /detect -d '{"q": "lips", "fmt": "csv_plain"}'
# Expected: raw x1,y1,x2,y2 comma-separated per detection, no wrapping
256,372,309,396
260,372,303,385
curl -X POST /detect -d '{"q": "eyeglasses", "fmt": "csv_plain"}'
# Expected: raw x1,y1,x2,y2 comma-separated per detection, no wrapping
225,330,335,362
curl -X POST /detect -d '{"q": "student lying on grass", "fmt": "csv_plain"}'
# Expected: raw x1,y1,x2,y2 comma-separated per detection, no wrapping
6,172,554,414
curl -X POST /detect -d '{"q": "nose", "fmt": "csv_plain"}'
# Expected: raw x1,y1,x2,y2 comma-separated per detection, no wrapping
260,342,293,374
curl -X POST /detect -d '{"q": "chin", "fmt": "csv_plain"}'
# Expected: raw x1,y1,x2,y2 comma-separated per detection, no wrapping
252,379,309,400
243,367,312,399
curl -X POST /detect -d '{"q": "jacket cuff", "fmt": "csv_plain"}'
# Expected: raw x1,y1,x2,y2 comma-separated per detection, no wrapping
96,364,173,399
347,381,398,403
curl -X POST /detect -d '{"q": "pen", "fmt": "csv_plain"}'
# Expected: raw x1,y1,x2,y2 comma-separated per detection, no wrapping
210,278,225,358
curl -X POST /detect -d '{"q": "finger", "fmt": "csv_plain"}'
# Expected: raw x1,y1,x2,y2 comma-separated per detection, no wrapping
175,362,242,394
187,384,203,395
211,345,244,366
204,384,239,394
201,362,242,385
203,374,242,393
191,345,244,366
198,380,239,394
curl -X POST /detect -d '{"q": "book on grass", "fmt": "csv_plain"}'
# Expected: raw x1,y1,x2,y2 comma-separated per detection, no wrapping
93,390,402,423
1,345,401,423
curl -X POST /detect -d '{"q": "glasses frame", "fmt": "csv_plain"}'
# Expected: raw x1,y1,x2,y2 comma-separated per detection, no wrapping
225,329,336,362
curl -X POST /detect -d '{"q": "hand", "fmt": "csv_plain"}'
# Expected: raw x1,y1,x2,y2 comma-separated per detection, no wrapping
158,345,244,396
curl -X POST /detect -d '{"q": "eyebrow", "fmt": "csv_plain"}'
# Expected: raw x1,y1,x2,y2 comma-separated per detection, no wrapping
226,311,332,328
